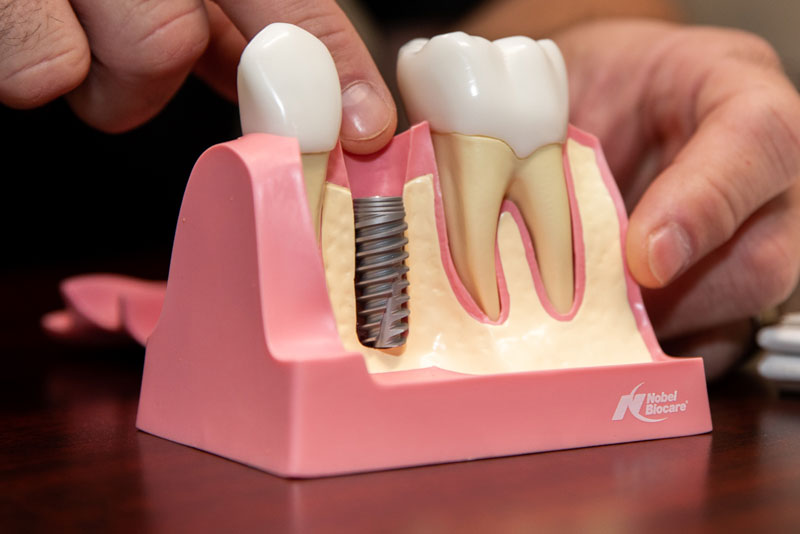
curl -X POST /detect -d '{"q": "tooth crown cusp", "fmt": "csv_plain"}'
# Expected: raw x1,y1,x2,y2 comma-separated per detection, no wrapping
397,32,569,158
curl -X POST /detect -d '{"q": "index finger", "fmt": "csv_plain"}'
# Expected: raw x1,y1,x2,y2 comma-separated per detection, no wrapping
215,0,397,154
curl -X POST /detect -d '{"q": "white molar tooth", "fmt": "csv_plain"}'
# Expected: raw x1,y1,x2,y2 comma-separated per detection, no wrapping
400,37,429,56
538,39,569,98
493,36,569,152
398,32,568,158
397,32,573,318
237,23,343,238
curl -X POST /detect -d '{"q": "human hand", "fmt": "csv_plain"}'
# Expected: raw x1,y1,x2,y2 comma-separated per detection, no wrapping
0,0,396,154
555,20,800,376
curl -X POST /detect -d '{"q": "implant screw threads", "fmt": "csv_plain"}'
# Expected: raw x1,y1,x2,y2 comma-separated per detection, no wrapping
353,197,410,348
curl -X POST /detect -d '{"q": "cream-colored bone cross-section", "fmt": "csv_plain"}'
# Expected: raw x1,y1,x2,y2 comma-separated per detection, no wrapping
397,32,573,318
237,23,342,239
321,139,651,374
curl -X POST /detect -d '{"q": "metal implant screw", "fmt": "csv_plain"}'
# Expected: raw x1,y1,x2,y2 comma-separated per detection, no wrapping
353,196,410,348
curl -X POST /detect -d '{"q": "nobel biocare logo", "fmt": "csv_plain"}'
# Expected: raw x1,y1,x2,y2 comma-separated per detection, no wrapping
612,383,689,423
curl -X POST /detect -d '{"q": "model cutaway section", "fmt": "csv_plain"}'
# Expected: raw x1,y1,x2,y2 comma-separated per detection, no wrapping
320,124,654,374
234,26,650,372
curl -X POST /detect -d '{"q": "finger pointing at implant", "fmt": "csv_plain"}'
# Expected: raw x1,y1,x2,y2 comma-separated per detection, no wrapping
217,0,397,155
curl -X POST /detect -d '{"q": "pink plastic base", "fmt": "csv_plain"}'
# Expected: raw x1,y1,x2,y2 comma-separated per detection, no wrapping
136,125,711,478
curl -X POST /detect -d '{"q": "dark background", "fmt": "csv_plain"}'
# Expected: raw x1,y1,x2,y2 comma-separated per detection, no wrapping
0,79,238,278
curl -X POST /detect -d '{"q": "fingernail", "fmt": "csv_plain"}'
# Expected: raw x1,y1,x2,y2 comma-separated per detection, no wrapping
647,222,692,285
340,81,392,141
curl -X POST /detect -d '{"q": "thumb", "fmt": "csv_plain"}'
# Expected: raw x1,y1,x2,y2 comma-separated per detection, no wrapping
216,0,397,154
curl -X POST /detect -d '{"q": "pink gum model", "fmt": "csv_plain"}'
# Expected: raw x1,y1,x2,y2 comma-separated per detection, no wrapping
130,123,711,477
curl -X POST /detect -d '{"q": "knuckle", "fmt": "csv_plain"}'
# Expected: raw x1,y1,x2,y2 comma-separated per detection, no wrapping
729,31,781,69
731,90,800,193
697,173,741,245
0,15,89,108
124,4,209,77
287,6,356,62
311,23,351,58
744,233,800,309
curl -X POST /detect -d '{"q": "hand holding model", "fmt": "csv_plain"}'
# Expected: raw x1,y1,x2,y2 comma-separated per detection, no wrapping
547,20,800,373
0,0,397,154
4,0,799,376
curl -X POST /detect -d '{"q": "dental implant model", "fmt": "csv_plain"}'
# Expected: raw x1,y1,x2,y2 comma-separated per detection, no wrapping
132,24,711,477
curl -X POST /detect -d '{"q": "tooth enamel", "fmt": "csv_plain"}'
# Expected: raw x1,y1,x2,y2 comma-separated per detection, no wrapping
237,23,342,237
397,32,573,317
320,138,654,375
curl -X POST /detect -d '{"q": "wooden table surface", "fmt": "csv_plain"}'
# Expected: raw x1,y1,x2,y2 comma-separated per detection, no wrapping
2,270,800,533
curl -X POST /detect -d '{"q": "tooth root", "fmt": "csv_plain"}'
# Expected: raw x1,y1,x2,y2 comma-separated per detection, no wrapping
506,143,574,314
397,32,573,318
433,133,514,321
301,153,330,240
